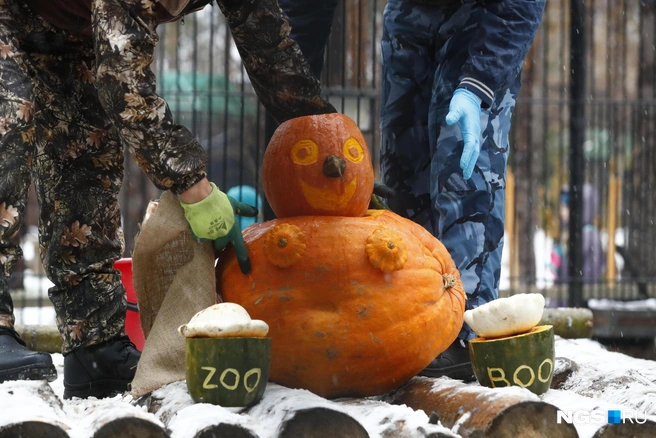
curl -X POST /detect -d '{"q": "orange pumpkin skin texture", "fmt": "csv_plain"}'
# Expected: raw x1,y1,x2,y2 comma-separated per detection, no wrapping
262,113,375,218
217,210,466,398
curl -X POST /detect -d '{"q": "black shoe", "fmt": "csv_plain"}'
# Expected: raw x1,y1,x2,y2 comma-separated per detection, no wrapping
0,326,57,383
418,339,476,382
63,335,141,399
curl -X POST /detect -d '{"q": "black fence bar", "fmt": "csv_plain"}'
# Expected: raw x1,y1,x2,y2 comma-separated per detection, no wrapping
568,0,586,307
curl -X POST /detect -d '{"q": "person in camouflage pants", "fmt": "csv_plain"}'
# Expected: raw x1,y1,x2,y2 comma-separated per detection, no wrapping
0,0,334,397
379,0,545,379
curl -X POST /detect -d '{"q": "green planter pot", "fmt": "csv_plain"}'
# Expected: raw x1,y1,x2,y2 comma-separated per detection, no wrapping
468,325,555,395
185,337,271,407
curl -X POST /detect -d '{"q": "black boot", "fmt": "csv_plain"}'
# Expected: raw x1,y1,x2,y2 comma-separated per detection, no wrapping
418,339,476,382
0,326,57,383
63,335,141,399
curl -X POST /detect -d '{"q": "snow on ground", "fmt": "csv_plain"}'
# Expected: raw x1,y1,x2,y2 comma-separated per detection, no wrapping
1,336,654,437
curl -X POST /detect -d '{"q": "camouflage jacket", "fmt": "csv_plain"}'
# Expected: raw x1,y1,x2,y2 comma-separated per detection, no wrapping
21,0,214,34
21,0,336,194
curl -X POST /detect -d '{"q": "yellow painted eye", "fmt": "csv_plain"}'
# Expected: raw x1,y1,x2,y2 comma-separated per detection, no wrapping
343,137,364,163
291,139,319,165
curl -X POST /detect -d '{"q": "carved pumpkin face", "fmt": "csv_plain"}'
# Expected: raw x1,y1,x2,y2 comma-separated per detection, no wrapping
262,113,375,218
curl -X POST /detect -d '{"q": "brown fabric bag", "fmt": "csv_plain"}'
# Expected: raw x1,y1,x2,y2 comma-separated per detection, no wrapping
130,191,216,398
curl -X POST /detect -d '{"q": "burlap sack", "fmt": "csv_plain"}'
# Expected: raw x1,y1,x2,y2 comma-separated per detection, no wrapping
130,191,216,398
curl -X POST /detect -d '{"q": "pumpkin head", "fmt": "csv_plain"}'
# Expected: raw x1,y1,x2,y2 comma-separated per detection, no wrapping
262,113,375,218
216,210,466,398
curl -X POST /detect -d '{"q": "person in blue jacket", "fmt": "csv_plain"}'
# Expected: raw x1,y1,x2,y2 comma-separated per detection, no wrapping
282,0,546,380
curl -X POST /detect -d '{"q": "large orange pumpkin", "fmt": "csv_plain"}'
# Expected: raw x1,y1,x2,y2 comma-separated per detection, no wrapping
262,113,375,218
217,210,466,398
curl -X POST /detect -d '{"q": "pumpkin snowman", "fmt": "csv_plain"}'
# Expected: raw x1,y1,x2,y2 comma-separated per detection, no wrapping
216,113,466,398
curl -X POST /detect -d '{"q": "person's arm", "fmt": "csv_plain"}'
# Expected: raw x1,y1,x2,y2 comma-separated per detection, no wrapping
447,0,546,179
216,0,337,123
91,0,207,195
458,0,546,108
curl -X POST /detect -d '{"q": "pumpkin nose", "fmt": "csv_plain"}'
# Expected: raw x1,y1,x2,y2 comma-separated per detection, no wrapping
323,154,347,180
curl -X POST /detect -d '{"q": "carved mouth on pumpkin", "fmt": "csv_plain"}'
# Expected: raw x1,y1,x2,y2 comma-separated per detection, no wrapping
300,177,357,211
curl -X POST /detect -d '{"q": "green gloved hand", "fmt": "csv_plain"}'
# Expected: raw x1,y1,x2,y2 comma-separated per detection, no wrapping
180,183,258,274
369,180,396,210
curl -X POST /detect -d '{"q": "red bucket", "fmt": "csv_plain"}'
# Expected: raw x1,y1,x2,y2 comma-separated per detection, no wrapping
114,258,145,351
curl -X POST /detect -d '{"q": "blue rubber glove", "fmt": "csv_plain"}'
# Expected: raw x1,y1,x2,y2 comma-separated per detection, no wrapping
445,89,483,180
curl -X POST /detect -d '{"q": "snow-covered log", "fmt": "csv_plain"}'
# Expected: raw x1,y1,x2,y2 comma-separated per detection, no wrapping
149,381,457,437
539,308,594,339
277,407,369,438
147,381,261,438
192,424,258,438
336,398,459,437
91,416,170,438
72,396,169,438
551,357,580,389
592,421,656,438
0,381,69,437
385,377,578,438
13,324,62,353
0,421,69,438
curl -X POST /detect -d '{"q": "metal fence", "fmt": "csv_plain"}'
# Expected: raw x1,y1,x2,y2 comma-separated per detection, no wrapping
9,0,656,321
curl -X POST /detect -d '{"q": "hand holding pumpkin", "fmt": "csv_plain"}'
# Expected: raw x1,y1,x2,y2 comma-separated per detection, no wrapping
180,182,258,274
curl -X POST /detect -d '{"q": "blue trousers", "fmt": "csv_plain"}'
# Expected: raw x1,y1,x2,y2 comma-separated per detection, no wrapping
380,0,521,340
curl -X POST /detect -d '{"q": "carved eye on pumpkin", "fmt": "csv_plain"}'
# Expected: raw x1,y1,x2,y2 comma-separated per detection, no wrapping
343,137,364,163
291,139,319,165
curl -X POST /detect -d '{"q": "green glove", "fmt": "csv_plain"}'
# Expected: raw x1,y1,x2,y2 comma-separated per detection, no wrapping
180,183,258,274
369,180,396,210
180,182,235,240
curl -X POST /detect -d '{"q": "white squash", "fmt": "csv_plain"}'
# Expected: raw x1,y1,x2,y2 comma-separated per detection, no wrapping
464,293,545,338
178,302,269,338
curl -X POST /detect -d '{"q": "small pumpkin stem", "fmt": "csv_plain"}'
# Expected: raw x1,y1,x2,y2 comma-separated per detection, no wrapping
278,238,288,248
442,273,457,290
387,242,396,250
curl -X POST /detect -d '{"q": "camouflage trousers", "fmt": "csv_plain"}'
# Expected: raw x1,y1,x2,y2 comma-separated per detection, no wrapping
380,0,521,340
0,1,126,352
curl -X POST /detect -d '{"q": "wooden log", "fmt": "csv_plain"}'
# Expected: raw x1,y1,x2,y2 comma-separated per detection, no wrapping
0,421,69,438
539,308,594,339
336,398,458,438
93,417,170,438
0,381,70,436
551,357,580,389
14,324,62,353
74,398,169,438
592,421,656,438
278,407,369,438
151,381,465,437
385,377,578,438
194,424,258,438
147,381,261,438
